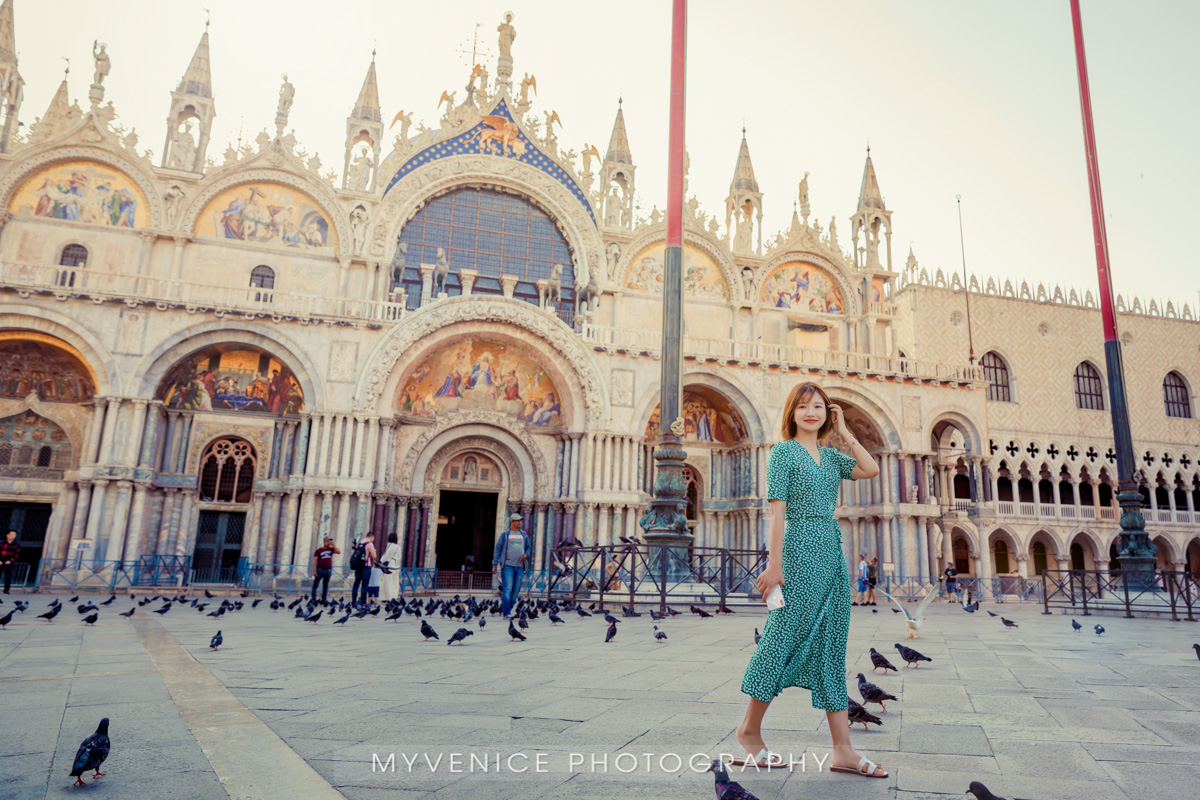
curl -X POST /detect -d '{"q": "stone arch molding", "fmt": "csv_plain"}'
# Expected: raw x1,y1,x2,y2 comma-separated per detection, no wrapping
759,248,860,316
401,412,550,499
423,435,526,502
368,154,605,284
631,367,771,444
180,168,350,257
128,320,326,409
618,228,741,301
356,296,609,428
0,306,119,396
0,145,163,229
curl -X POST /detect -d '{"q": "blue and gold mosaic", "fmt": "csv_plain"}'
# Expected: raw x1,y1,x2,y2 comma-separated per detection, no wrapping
383,99,596,226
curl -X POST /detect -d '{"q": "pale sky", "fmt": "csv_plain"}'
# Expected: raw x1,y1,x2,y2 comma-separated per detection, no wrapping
14,1,1199,308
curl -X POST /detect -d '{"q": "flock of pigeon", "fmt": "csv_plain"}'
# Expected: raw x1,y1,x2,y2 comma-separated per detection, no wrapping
5,587,1199,795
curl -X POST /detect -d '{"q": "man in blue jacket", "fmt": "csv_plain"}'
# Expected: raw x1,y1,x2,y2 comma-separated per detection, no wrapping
493,512,531,618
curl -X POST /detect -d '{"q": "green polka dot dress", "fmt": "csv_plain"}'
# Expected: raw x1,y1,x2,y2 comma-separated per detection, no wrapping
740,439,857,711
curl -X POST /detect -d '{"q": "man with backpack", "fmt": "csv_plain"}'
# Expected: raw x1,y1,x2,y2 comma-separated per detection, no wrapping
349,532,376,608
492,513,531,618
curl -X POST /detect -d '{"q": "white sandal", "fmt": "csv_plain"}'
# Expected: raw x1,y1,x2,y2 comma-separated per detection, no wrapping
830,755,888,778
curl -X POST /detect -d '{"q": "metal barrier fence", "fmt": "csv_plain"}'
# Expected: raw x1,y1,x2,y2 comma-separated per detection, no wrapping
874,575,1044,604
1041,569,1197,620
35,556,194,592
0,561,32,587
546,544,770,608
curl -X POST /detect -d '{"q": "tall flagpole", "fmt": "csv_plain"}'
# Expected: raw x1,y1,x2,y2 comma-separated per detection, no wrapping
641,0,692,558
1069,0,1155,588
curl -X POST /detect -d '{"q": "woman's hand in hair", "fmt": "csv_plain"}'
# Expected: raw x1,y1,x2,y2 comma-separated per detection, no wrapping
829,403,851,439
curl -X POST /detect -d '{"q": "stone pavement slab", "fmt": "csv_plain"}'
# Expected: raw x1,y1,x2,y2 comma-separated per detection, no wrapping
1,593,1198,798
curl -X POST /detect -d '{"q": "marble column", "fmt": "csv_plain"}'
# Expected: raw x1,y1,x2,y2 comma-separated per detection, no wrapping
83,399,106,466
295,491,318,566
96,398,122,466
278,491,300,565
121,482,151,562
84,479,110,563
44,483,77,563
174,493,196,557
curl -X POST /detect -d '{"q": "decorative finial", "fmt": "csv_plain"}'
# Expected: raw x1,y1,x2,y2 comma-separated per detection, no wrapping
62,56,70,77
618,95,623,108
204,8,211,30
866,138,870,156
371,45,377,61
742,120,746,137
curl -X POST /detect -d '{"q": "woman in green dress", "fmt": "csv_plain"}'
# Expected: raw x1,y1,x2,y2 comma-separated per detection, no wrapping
734,381,888,779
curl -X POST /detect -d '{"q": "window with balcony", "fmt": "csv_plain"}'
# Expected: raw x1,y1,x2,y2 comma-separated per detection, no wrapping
57,244,88,288
250,265,275,303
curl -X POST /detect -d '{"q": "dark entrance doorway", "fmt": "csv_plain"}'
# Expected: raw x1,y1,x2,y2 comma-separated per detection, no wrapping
435,491,497,572
192,510,245,582
0,502,51,585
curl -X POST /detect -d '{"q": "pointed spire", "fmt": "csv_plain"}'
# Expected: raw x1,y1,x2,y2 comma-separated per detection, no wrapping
351,53,381,123
730,128,759,193
27,69,74,140
605,97,632,164
0,0,15,65
857,149,885,211
790,202,801,234
177,28,213,98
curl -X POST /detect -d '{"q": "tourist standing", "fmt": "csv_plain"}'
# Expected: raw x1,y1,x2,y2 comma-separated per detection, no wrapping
350,532,376,607
734,382,888,778
310,536,338,603
0,530,20,594
867,557,878,605
379,533,402,602
492,513,530,618
943,563,959,603
854,554,869,606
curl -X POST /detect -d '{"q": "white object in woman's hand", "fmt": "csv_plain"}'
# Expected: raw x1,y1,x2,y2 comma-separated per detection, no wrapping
765,585,785,611
755,565,783,597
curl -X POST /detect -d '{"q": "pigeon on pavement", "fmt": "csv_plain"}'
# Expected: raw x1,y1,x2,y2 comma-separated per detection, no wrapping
69,717,110,786
210,630,222,650
153,604,171,615
1001,617,1018,628
0,609,13,628
856,673,897,712
706,758,760,799
869,647,898,673
847,698,883,730
448,628,473,645
119,608,135,618
1072,619,1082,632
82,613,98,625
653,625,667,642
603,612,621,625
966,780,1026,800
894,642,932,668
754,628,761,645
100,595,115,606
605,621,617,643
548,611,565,624
306,610,323,623
38,605,61,622
1193,643,1200,661
986,610,998,617
1094,624,1105,636
508,620,526,642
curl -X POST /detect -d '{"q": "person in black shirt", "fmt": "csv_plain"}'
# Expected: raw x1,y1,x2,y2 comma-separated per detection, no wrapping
943,564,959,603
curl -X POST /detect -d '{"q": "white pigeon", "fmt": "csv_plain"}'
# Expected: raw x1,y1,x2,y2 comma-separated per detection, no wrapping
881,587,940,639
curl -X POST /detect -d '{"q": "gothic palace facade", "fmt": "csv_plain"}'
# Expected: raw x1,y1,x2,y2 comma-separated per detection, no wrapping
0,7,1197,586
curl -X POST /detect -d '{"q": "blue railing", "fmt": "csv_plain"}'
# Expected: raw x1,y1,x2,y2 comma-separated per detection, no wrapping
874,575,1044,604
36,555,194,592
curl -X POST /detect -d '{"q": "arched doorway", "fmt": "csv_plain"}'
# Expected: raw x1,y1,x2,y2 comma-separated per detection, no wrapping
193,436,257,582
434,451,503,579
1188,538,1200,574
952,535,971,575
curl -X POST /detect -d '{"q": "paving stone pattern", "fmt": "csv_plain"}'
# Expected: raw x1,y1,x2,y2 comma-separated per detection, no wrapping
1,593,1198,799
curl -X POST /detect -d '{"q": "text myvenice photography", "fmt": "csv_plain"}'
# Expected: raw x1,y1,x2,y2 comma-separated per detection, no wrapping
370,750,833,775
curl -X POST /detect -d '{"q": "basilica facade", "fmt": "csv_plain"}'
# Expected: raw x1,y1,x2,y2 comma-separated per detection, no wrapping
0,6,1197,588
